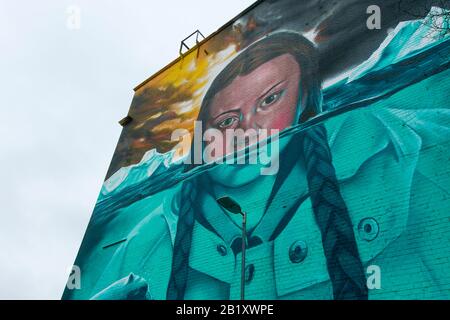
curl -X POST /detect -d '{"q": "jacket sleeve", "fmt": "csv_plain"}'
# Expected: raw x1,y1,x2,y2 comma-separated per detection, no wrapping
90,204,175,300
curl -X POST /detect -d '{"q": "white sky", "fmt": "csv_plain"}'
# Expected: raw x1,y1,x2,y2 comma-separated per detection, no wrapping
0,0,255,299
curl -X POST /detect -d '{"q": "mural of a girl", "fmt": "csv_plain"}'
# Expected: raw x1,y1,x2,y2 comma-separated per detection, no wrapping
64,3,450,300
167,32,368,300
87,27,450,301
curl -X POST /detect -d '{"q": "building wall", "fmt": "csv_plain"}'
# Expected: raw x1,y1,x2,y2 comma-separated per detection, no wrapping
63,0,450,300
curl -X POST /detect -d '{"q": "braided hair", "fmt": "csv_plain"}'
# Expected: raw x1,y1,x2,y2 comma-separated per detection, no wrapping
302,125,368,299
167,32,367,300
166,179,198,299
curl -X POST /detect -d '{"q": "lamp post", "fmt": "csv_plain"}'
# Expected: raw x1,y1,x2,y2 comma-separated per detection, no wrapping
216,196,247,300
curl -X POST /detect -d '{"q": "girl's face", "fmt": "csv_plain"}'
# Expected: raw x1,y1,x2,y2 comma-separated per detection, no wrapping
204,53,301,160
203,53,302,188
207,53,301,131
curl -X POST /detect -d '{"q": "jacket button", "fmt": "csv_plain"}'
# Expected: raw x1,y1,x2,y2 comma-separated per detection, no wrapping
289,241,308,263
245,264,255,284
216,244,227,256
358,218,379,241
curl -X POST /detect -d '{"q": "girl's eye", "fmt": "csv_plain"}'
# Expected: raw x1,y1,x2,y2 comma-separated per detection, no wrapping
260,90,284,108
217,116,237,129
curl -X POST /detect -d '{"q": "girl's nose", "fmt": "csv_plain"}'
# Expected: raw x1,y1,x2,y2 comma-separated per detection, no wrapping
239,110,260,130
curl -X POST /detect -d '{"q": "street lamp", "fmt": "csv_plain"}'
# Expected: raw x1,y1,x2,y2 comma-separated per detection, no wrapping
216,196,247,300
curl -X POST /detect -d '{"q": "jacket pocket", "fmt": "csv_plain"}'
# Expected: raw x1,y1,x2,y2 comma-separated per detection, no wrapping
189,222,235,284
274,198,330,297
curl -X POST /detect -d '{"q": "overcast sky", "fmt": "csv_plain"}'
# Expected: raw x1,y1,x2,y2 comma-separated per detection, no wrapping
0,0,255,299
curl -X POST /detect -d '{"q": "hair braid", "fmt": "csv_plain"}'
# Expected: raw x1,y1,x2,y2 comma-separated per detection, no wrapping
302,124,368,300
166,180,197,300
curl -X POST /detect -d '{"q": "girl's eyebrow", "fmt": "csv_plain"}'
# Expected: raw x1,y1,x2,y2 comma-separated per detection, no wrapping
257,80,286,101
